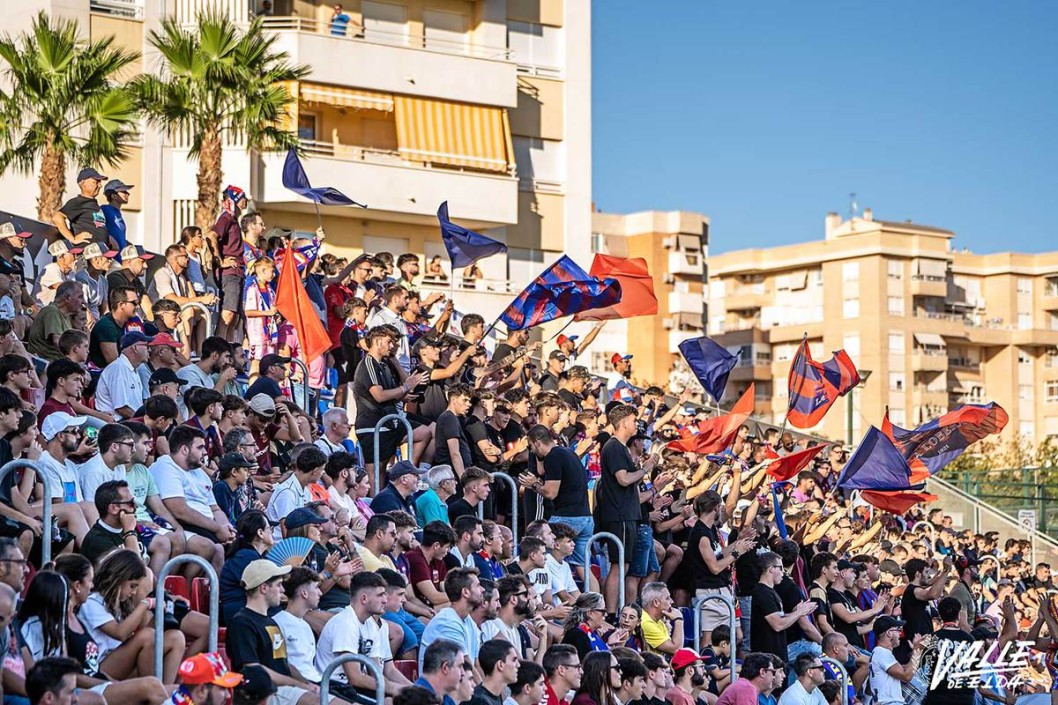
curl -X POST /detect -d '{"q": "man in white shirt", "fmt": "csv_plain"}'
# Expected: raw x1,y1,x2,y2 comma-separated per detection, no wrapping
449,515,485,570
778,654,828,705
36,240,82,307
79,423,133,501
150,424,231,568
544,523,580,606
868,616,923,705
315,407,352,457
481,576,541,660
272,567,324,686
365,286,411,371
35,411,93,544
96,331,151,420
75,242,116,320
266,445,327,537
315,572,412,698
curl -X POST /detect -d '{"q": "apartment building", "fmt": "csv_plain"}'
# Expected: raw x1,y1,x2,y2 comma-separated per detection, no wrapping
2,0,591,325
588,210,709,388
709,210,1058,443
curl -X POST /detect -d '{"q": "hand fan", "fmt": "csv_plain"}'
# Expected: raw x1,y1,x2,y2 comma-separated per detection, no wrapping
267,537,314,567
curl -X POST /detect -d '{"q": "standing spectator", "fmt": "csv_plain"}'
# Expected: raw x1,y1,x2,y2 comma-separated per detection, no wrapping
244,258,278,378
751,552,816,662
900,556,951,657
35,241,81,308
179,226,212,296
538,351,567,392
419,567,485,672
774,540,823,662
76,242,116,321
948,556,980,632
638,583,685,656
27,281,82,361
447,466,491,523
207,186,249,343
868,616,924,705
100,179,133,252
96,332,151,420
715,653,773,705
106,245,155,322
53,168,108,245
366,287,413,372
330,4,353,35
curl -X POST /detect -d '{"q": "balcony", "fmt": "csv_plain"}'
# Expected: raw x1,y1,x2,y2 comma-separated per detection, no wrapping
947,358,981,373
668,291,704,316
729,362,772,382
1043,286,1058,311
419,278,518,324
668,252,703,277
911,350,948,373
724,286,768,311
255,140,517,227
1012,328,1058,347
90,0,143,19
910,274,947,297
263,17,517,107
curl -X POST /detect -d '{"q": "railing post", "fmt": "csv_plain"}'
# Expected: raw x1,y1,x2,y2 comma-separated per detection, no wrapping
693,594,737,685
371,413,415,494
0,461,51,566
979,554,1000,584
155,555,219,680
288,357,312,416
320,654,384,705
490,472,518,546
178,302,214,340
581,531,625,611
821,656,849,705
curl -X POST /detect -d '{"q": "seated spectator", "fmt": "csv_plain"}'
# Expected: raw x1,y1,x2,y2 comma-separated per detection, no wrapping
378,567,421,659
469,639,521,705
88,286,138,369
715,653,773,705
219,510,274,625
615,657,648,705
702,625,733,696
543,644,582,705
19,411,92,548
447,466,491,523
571,651,620,705
80,479,158,566
106,245,154,322
545,523,581,606
316,407,354,457
184,387,224,468
634,653,669,705
406,521,457,609
777,654,828,705
447,515,485,570
419,567,485,671
509,660,547,705
265,444,326,537
562,593,625,659
135,333,182,397
272,568,326,692
417,464,456,527
79,423,133,501
370,460,424,516
96,332,151,421
246,354,288,401
213,451,256,524
27,281,82,362
357,512,398,572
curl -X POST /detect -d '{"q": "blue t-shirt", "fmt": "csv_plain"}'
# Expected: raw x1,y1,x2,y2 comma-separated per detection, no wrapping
413,678,455,705
245,377,283,401
101,205,127,253
330,12,351,35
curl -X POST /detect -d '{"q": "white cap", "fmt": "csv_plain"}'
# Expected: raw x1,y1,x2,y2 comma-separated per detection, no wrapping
41,412,88,442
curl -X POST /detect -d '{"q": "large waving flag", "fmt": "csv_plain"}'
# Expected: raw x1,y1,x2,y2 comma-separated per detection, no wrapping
836,427,917,492
574,254,658,321
282,149,365,207
499,256,622,330
766,444,827,482
275,245,331,363
786,336,860,429
678,336,739,403
881,403,1008,484
860,490,939,515
500,279,622,331
668,384,754,454
437,201,507,269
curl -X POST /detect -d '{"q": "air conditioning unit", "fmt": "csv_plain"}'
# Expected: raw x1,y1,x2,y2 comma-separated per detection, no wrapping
662,318,674,329
662,273,675,285
662,236,676,250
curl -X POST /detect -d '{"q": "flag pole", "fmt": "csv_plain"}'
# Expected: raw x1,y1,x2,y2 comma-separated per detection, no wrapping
312,201,323,231
546,318,575,344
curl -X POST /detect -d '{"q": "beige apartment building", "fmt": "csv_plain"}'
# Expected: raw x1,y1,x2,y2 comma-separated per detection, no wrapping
2,0,592,326
709,210,1058,444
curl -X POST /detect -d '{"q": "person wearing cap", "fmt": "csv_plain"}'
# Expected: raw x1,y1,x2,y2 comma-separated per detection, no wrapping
98,179,132,252
265,444,327,538
75,242,118,320
23,409,92,545
212,451,257,523
135,333,183,399
234,665,278,705
152,243,217,348
96,331,152,420
35,240,83,308
171,652,243,705
949,555,981,632
665,648,706,705
868,615,924,705
370,459,425,516
53,167,108,245
606,352,634,392
245,393,302,476
246,353,290,402
538,350,568,392
412,335,480,423
107,244,155,322
826,559,891,652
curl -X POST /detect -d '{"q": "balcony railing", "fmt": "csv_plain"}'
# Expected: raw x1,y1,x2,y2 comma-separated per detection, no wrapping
420,276,517,294
261,16,512,61
299,138,517,177
913,348,947,356
90,0,143,19
912,310,1009,330
911,274,946,282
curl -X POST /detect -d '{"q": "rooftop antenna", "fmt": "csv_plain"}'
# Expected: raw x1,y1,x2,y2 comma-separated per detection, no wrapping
849,192,859,219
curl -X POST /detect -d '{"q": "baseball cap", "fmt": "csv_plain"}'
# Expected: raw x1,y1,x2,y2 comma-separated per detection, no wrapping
249,394,276,417
0,223,31,240
837,559,855,571
240,559,291,591
48,240,83,258
389,460,426,480
150,332,181,349
81,243,118,260
233,665,276,705
548,350,568,362
671,648,703,671
219,452,256,472
223,185,248,203
120,331,154,350
260,354,291,371
178,652,242,688
120,244,154,261
413,336,443,355
285,508,327,531
556,334,578,347
103,179,133,194
76,167,108,183
610,353,633,366
40,412,88,442
149,368,185,389
954,556,982,572
873,615,906,636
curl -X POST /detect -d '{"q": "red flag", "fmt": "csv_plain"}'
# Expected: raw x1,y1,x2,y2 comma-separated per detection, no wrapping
275,246,331,364
667,385,754,454
860,490,939,515
574,254,658,321
766,444,826,481
786,337,860,428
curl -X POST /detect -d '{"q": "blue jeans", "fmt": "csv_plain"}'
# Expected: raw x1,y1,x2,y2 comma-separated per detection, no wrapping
630,523,660,578
383,609,421,654
786,638,823,663
551,514,593,575
738,595,752,654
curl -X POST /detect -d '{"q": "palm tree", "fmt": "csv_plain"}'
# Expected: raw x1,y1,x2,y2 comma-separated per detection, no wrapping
132,11,308,232
0,11,140,222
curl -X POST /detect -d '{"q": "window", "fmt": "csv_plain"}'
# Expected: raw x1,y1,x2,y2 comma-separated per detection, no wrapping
888,332,905,354
843,298,859,318
1019,312,1033,330
511,137,566,185
1046,381,1058,404
590,233,606,254
810,269,823,286
889,408,906,426
888,296,904,316
362,1,408,45
776,344,795,362
843,335,861,357
889,372,905,392
1020,385,1033,401
887,260,903,279
423,9,468,54
297,113,317,141
508,21,564,73
1017,277,1033,295
842,262,859,281
1020,421,1035,439
1019,350,1033,365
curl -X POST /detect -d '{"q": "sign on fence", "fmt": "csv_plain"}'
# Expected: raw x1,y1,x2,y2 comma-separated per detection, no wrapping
1018,509,1037,534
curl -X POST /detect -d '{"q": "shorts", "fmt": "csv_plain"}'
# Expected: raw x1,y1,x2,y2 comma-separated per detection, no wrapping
595,520,637,564
220,274,244,314
355,424,409,465
328,683,375,705
0,517,30,539
629,522,661,578
269,685,309,705
183,523,220,544
695,586,736,633
332,347,350,385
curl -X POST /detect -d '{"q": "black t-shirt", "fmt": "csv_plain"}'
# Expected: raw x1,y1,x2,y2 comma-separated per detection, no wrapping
107,268,147,301
687,521,730,589
595,437,639,523
225,607,293,676
447,496,477,523
901,583,934,643
750,582,787,660
352,355,401,431
492,343,516,364
539,372,560,392
775,575,806,644
465,416,496,471
557,388,582,411
544,445,590,517
434,410,471,470
809,582,834,633
922,627,975,705
730,531,766,597
339,326,363,372
828,587,864,649
245,377,283,400
59,195,107,242
417,364,449,422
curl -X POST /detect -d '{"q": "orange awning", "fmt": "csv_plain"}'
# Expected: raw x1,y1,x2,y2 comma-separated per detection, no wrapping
393,95,514,173
300,83,394,112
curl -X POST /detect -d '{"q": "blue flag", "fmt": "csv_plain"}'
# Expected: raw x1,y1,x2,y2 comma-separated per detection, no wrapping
678,336,739,403
282,149,366,207
771,482,790,539
438,201,507,268
499,278,622,331
836,427,917,492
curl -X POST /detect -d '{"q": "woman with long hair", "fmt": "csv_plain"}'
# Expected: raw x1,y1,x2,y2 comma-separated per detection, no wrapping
77,549,185,684
607,604,645,652
18,558,168,704
219,510,274,624
571,651,621,705
562,593,628,659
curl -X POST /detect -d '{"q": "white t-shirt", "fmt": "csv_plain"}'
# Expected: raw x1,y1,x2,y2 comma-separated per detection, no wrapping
273,610,323,682
328,486,356,517
150,455,215,520
78,454,125,502
96,355,144,420
481,619,522,657
868,646,904,705
78,593,124,660
0,296,14,321
38,450,83,504
526,566,550,597
266,474,311,537
544,554,578,604
315,606,392,683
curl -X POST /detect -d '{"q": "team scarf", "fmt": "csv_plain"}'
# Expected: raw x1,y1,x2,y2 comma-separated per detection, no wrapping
244,275,278,343
578,623,609,652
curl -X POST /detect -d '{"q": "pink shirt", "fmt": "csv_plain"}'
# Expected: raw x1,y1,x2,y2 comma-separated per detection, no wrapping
666,687,695,705
716,679,760,705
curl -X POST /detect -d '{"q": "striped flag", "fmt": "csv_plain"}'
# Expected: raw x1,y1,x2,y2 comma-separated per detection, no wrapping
786,336,860,429
881,403,1008,484
499,256,622,330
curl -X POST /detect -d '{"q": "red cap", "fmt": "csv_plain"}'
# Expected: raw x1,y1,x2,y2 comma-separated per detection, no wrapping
610,353,633,366
671,648,703,671
149,332,182,349
178,653,243,688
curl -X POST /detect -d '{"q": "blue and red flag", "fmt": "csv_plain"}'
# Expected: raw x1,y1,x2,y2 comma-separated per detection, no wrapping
786,336,860,429
499,256,622,330
835,427,917,492
282,149,366,207
437,201,507,269
860,490,939,515
678,336,739,404
881,402,1008,484
499,278,622,331
667,384,754,454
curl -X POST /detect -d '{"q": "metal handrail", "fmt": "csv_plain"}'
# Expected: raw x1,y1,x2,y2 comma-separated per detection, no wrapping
693,593,737,685
371,413,415,494
288,357,312,415
154,555,219,680
0,461,51,566
491,472,518,546
582,532,625,611
178,302,214,340
320,653,384,705
821,656,849,705
979,554,1001,583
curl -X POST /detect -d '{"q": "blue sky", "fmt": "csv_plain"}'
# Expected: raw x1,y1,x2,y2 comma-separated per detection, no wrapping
591,2,1058,254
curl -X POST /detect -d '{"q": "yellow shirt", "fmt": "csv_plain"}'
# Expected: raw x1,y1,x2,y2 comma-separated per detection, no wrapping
356,544,396,573
641,611,672,650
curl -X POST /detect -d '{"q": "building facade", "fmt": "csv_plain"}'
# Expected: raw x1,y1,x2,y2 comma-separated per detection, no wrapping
2,0,591,325
709,209,1058,443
